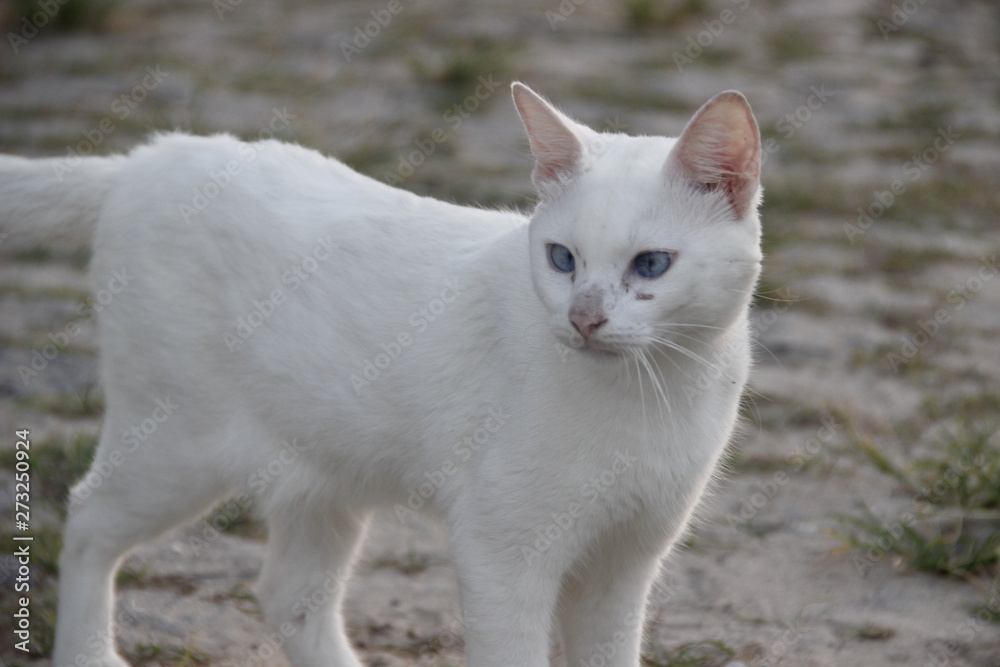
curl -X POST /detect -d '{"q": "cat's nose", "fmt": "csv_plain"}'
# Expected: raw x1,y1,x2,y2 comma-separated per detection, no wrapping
569,309,607,340
569,286,608,340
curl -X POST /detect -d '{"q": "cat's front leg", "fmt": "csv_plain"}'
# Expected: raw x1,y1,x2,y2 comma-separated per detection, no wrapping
450,532,563,667
557,539,663,667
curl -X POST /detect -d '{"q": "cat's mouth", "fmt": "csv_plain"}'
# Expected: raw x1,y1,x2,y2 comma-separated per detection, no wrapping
575,340,627,359
559,330,630,359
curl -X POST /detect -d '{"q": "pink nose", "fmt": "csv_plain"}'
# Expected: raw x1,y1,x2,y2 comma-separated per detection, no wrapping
569,310,607,340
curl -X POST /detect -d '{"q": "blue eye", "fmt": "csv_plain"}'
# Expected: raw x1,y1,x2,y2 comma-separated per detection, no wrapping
633,251,672,279
548,243,575,273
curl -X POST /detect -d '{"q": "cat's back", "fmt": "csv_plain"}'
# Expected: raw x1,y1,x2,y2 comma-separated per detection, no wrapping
113,131,521,242
94,132,525,293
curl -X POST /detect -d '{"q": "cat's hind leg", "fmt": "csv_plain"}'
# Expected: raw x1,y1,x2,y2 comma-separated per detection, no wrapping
52,406,233,667
256,490,370,667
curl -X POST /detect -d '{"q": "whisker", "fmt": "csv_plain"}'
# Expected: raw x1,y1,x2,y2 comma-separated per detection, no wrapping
640,348,673,431
632,348,658,432
647,336,720,375
629,348,649,430
648,340,692,381
651,328,713,347
651,322,727,332
654,321,787,375
748,336,786,372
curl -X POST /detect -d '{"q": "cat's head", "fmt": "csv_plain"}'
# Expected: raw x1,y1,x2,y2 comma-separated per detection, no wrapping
512,83,762,359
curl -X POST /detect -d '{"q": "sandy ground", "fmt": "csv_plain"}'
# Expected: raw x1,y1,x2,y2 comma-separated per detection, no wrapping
1,0,999,665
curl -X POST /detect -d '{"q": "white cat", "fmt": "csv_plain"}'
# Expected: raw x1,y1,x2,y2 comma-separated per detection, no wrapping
0,82,761,667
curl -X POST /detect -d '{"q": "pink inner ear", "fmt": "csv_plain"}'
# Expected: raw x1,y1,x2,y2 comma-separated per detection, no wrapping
671,92,761,218
531,135,581,182
512,83,585,185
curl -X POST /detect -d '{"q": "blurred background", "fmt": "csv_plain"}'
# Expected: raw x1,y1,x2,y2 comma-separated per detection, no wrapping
0,0,998,665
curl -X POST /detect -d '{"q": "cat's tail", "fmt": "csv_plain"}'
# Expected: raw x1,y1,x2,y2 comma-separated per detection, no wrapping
0,153,124,249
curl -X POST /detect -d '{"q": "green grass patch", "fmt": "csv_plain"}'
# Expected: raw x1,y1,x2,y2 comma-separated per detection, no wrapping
370,550,443,575
411,37,512,92
851,422,1000,510
205,497,266,540
2,243,89,268
760,178,850,217
765,23,824,62
128,642,209,666
970,575,1000,624
15,385,105,418
570,79,694,115
834,501,999,577
621,0,708,31
837,420,1000,576
921,393,1000,425
872,102,954,133
226,581,258,602
115,562,149,587
854,621,896,640
642,640,736,666
9,0,118,33
864,244,960,277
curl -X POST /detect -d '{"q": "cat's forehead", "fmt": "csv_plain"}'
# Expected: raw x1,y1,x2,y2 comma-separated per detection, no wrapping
587,134,676,179
566,135,681,252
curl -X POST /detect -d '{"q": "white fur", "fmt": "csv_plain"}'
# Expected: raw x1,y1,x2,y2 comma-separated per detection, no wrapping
1,83,761,667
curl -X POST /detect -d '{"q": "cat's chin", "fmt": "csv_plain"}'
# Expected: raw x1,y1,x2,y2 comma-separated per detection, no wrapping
582,346,625,360
563,339,628,361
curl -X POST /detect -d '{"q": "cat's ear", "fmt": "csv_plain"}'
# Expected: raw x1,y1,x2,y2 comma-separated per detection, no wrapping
667,91,761,219
512,82,590,187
